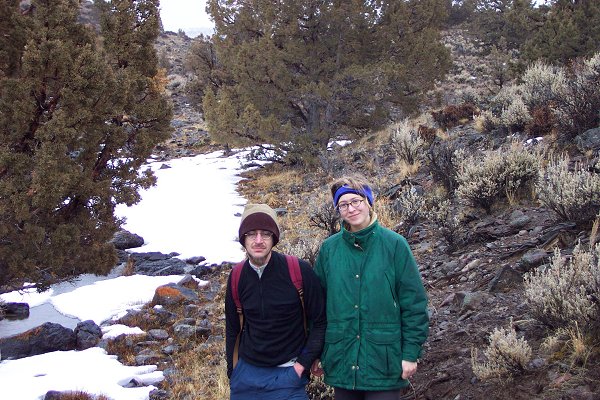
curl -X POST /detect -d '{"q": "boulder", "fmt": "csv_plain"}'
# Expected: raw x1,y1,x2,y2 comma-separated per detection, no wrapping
74,320,102,350
111,229,145,250
0,322,76,360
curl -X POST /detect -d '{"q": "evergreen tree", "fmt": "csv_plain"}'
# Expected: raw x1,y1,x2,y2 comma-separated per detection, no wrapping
0,0,171,293
469,0,540,51
202,0,451,165
522,0,600,63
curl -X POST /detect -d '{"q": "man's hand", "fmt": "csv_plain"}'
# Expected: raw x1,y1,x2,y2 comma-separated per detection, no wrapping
401,360,417,380
293,362,305,378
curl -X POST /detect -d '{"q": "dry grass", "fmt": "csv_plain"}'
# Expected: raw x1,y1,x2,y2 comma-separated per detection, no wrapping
43,392,111,400
106,333,147,365
167,275,230,400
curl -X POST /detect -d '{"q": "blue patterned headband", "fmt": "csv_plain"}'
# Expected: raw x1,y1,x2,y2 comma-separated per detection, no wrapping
333,184,374,207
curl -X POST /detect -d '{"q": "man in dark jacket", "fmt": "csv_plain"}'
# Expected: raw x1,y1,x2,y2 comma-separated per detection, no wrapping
225,204,326,400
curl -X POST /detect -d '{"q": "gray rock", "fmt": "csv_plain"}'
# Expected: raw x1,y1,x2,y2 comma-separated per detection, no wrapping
488,265,523,293
148,329,170,341
111,229,145,250
1,302,30,319
74,320,102,350
575,127,600,152
0,322,76,360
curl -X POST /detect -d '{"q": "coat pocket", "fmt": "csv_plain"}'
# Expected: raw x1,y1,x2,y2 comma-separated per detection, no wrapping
322,329,345,378
365,330,402,378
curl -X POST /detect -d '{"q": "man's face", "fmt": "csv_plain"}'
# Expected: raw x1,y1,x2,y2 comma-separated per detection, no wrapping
243,230,274,265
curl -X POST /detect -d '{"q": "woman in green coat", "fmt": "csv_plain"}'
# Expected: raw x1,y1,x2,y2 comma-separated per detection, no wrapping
314,176,429,400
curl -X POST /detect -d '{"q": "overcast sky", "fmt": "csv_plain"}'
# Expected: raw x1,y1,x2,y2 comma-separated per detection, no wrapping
160,0,214,37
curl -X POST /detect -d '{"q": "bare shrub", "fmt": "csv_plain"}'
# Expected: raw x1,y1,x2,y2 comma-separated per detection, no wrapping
555,52,600,138
418,125,438,144
278,233,324,266
471,326,532,382
456,144,540,213
536,156,600,227
520,61,567,111
524,243,600,333
427,140,461,194
425,197,463,252
394,185,426,230
389,119,424,165
306,191,339,236
499,97,532,132
525,106,556,137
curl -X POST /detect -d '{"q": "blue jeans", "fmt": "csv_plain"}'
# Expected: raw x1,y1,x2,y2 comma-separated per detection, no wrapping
230,358,309,400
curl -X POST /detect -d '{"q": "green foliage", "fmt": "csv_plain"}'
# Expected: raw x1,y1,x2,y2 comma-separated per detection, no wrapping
536,156,600,227
469,0,541,52
0,0,28,77
0,0,171,293
184,37,222,108
201,0,451,165
522,0,600,64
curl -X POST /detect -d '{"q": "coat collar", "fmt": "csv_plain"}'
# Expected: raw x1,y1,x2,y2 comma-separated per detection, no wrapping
341,214,379,249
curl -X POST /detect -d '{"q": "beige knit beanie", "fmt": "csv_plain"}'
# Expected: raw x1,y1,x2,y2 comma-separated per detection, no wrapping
238,204,280,246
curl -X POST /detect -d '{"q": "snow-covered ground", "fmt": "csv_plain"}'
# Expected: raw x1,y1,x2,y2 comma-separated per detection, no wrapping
0,149,261,400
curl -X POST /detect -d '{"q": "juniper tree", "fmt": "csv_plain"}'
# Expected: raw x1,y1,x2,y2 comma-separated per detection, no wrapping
0,0,171,293
201,0,451,165
522,0,600,64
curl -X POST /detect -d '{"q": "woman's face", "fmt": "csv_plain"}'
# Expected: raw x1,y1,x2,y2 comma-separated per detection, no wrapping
337,193,371,232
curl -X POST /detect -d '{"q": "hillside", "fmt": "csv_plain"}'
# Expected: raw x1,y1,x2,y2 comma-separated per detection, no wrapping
149,26,600,399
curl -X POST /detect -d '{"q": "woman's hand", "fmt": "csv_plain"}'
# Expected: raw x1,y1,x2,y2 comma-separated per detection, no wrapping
401,360,417,380
310,358,324,377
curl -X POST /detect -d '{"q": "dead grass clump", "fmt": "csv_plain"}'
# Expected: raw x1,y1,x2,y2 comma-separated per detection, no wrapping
431,103,479,130
105,333,147,365
540,325,599,368
375,197,398,232
471,325,532,382
42,391,110,400
168,340,229,399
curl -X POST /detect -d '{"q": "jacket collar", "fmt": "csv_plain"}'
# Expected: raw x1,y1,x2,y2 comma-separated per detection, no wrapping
341,214,379,249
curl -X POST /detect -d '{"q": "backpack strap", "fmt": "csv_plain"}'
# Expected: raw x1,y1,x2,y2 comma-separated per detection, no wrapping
230,260,245,369
285,254,307,338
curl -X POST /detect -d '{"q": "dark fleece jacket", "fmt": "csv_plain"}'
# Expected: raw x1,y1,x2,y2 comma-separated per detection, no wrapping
225,251,326,378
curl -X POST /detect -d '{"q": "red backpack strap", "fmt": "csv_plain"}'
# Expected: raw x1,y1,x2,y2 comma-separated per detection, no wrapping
231,260,245,314
285,255,307,337
231,260,245,368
